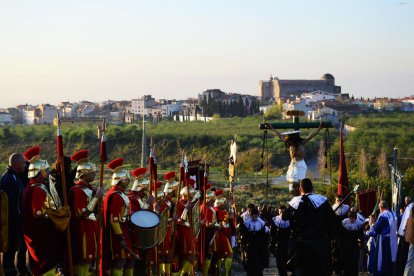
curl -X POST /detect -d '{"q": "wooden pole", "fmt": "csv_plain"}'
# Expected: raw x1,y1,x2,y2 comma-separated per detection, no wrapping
169,152,185,275
96,118,107,276
56,112,74,276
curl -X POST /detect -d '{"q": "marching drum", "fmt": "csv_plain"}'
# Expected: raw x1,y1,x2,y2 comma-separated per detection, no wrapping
130,210,160,249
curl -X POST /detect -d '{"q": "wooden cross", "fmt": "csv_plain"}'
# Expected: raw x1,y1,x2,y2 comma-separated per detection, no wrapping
260,110,333,130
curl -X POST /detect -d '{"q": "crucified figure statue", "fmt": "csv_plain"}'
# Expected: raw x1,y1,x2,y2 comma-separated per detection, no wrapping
266,122,323,184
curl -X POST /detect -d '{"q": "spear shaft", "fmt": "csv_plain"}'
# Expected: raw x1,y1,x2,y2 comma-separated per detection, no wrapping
56,112,73,276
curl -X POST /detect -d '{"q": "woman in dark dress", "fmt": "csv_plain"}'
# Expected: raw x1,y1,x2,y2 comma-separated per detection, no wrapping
244,208,267,276
338,211,364,276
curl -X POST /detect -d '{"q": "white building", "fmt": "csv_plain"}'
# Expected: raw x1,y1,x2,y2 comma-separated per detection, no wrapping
161,103,181,118
301,91,336,104
19,104,57,125
59,102,78,118
282,98,313,119
0,112,13,125
128,95,156,116
36,104,57,124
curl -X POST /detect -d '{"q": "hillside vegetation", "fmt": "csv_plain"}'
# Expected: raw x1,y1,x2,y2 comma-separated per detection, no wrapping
1,112,414,207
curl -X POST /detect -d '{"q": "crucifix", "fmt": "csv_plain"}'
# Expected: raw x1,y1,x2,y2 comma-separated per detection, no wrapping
260,110,333,193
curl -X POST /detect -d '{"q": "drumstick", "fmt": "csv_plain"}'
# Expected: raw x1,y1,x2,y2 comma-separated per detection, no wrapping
121,243,141,260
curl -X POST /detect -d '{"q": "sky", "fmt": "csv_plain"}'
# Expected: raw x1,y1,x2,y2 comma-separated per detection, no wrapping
0,0,413,107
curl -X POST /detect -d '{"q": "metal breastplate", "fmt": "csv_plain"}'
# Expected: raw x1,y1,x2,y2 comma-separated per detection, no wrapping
80,186,96,221
209,206,217,225
117,192,130,222
33,183,57,210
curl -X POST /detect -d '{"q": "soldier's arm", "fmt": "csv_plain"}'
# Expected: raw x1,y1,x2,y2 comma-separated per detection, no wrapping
72,188,89,218
31,186,47,218
109,194,124,236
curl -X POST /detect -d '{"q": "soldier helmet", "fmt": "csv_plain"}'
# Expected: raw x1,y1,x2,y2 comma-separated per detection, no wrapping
180,178,196,196
71,150,96,180
214,190,226,207
153,181,165,200
107,158,130,186
24,146,49,179
131,167,147,192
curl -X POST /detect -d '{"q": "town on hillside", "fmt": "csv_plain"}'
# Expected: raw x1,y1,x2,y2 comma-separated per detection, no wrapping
1,73,413,126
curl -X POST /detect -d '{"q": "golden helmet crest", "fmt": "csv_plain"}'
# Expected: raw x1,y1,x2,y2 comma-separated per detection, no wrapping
24,147,50,179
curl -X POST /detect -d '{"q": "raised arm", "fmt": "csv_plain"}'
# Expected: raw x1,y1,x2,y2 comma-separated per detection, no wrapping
303,122,323,144
265,123,285,141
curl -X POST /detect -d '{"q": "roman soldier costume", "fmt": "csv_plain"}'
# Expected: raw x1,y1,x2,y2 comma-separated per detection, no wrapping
157,171,178,275
69,150,99,276
175,178,199,274
214,190,233,276
128,167,149,214
21,146,67,276
101,158,134,276
200,183,218,275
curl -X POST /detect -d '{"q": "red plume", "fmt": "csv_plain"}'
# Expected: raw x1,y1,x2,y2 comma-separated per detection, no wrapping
131,167,147,178
163,171,176,181
203,183,212,191
186,178,196,187
71,150,89,162
153,180,163,191
214,190,224,197
107,158,124,171
23,146,41,162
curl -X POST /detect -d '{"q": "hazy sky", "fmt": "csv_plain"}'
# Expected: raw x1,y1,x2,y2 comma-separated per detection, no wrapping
1,0,413,107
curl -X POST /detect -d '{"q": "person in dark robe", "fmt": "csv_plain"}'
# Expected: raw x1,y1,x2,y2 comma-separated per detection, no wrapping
244,208,267,276
0,153,29,276
331,195,350,274
271,205,291,276
338,210,364,276
288,178,336,276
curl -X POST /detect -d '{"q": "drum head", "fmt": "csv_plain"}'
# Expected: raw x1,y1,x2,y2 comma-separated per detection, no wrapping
131,210,160,229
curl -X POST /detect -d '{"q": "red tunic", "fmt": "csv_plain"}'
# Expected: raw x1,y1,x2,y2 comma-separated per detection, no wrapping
101,186,134,275
128,190,146,214
199,202,217,262
69,181,98,263
21,180,65,275
214,208,233,258
175,199,196,257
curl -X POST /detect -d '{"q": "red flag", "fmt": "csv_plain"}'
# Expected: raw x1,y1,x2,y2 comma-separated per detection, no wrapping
337,125,349,201
153,146,158,181
56,124,64,158
357,188,377,217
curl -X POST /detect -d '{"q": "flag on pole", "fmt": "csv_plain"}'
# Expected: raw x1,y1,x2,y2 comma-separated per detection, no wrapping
337,124,349,201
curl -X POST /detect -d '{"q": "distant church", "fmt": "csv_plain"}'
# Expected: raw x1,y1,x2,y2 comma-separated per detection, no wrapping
259,73,341,101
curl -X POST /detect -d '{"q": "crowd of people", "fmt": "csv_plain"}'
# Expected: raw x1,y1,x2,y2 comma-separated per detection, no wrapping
1,146,414,276
235,183,414,276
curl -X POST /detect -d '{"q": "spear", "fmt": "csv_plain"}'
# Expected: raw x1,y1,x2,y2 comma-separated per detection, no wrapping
169,152,185,270
96,118,107,276
56,112,74,276
201,162,207,269
229,139,237,229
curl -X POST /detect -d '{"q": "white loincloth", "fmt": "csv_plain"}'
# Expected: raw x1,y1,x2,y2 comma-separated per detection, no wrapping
286,159,307,183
